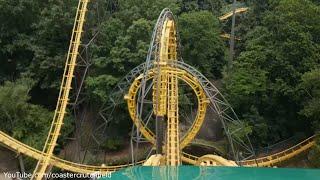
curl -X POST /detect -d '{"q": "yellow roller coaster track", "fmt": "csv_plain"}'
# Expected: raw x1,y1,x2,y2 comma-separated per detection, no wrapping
240,135,316,167
182,135,317,167
125,67,208,150
159,19,181,166
0,2,316,177
0,131,143,174
32,0,90,179
126,13,208,166
0,131,315,173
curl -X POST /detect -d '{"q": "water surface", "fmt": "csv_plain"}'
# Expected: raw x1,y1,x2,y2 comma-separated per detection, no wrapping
100,166,320,180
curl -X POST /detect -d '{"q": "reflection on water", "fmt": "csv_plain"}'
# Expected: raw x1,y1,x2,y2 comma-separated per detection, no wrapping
100,166,320,180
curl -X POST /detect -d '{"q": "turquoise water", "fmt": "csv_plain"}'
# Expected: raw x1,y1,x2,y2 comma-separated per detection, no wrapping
99,166,320,180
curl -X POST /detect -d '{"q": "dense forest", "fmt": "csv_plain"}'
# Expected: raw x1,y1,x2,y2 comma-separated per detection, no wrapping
0,0,319,169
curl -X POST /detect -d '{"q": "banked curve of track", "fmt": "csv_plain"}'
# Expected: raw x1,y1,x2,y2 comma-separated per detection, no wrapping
0,130,316,174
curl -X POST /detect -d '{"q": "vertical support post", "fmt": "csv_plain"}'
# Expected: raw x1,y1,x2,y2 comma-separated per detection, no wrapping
229,0,237,71
18,154,25,175
156,116,164,154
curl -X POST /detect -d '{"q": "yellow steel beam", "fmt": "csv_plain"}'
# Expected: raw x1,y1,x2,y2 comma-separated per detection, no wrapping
219,7,249,21
220,33,241,40
125,67,208,150
0,3,314,173
32,0,90,179
166,69,180,165
128,13,207,166
240,135,316,167
0,131,143,174
183,135,317,167
0,130,316,172
155,18,181,166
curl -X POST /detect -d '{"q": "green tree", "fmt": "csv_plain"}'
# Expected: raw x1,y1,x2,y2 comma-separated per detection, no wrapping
299,69,320,128
86,18,153,104
0,0,41,82
179,11,226,79
0,78,73,150
28,0,78,89
299,69,320,167
223,62,268,144
178,0,225,15
0,78,49,149
223,0,320,145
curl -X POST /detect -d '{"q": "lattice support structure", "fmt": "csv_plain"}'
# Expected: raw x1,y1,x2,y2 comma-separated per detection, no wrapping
0,6,317,174
122,8,256,166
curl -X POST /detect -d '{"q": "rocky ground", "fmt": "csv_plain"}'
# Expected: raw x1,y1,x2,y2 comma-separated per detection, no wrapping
0,146,19,180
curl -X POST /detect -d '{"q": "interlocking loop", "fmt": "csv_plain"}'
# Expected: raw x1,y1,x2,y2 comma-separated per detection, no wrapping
125,67,209,149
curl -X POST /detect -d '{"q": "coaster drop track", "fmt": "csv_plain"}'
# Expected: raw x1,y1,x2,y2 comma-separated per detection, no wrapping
0,1,316,179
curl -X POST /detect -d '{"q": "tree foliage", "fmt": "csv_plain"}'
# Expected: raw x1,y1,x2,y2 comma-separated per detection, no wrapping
223,0,320,145
0,0,320,166
0,78,72,150
299,69,320,128
0,0,226,164
179,11,226,79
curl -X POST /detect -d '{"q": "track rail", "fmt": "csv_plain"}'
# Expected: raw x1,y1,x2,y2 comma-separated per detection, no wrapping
125,67,208,150
0,4,315,176
240,135,316,167
32,0,90,178
113,60,255,160
183,135,316,167
0,131,143,174
0,130,315,173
